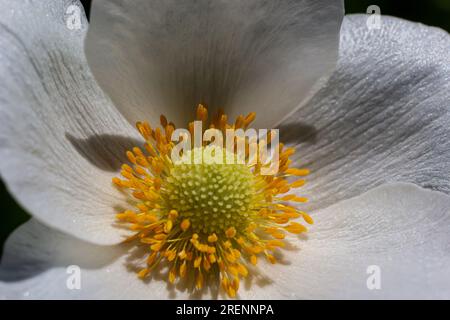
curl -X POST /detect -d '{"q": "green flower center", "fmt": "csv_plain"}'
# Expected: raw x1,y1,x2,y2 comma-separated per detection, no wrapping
163,148,256,234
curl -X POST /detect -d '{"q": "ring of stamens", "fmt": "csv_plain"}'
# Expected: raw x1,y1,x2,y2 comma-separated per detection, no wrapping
113,104,312,298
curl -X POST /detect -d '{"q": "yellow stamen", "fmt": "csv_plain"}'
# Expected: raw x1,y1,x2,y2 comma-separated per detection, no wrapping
113,105,310,298
208,233,218,243
225,227,237,238
285,168,310,176
181,219,191,231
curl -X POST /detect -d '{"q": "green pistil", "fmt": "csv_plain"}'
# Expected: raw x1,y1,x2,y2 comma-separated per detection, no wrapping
163,148,256,234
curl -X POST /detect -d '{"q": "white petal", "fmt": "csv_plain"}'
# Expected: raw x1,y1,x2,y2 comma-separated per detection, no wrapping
0,220,121,282
284,15,450,211
86,0,343,128
2,183,450,299
245,183,450,299
0,0,140,244
0,220,201,299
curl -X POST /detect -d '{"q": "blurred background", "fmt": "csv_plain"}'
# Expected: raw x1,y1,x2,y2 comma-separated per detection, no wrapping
1,0,450,255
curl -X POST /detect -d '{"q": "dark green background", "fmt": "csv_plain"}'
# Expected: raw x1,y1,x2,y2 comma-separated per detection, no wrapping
1,0,449,255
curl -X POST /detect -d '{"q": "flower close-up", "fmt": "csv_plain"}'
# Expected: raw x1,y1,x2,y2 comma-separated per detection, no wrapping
0,0,449,300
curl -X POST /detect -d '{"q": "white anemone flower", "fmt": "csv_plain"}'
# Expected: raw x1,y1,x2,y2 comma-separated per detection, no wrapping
0,0,449,299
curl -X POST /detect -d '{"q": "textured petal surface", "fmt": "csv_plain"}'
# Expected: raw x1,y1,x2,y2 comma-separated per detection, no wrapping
283,15,450,211
0,0,140,244
264,183,450,299
2,183,449,299
86,0,343,128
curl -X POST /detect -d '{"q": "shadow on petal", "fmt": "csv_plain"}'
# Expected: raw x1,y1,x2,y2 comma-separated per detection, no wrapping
66,133,143,172
0,220,124,282
278,122,318,145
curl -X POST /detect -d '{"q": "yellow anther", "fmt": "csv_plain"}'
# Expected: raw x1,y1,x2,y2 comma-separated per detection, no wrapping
246,223,257,233
203,258,211,271
146,252,157,265
285,168,310,176
169,268,176,284
166,250,177,262
126,151,137,164
275,216,289,224
168,210,178,220
231,278,240,291
194,256,202,268
234,115,244,128
136,203,148,212
206,246,216,254
122,164,133,173
178,250,187,260
180,261,187,278
165,124,175,140
208,254,217,264
266,254,277,264
281,194,296,201
228,287,236,298
228,266,238,276
153,233,167,240
180,219,191,231
121,170,134,180
226,252,237,263
301,212,314,225
164,220,173,233
282,211,301,219
244,112,256,127
196,273,204,289
116,210,134,220
292,196,308,203
250,245,264,254
272,232,286,239
225,227,237,238
132,191,146,200
112,177,122,187
223,241,232,249
237,264,248,277
144,189,160,201
150,242,163,252
137,268,150,279
284,222,307,234
136,121,152,140
186,252,193,261
281,148,295,158
221,277,229,291
266,240,285,249
290,179,306,188
208,233,218,243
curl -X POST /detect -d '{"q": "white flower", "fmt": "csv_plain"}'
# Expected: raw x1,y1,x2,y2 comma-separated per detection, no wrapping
0,0,449,299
